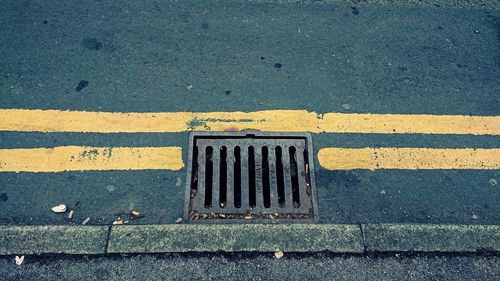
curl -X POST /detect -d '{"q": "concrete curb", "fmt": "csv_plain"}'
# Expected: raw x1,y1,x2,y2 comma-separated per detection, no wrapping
0,225,109,255
0,224,498,255
107,224,363,253
363,224,500,252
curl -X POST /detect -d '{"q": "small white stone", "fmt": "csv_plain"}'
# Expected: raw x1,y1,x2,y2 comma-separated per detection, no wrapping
472,214,479,220
15,255,24,266
380,190,386,194
51,204,67,213
274,251,284,259
175,218,183,224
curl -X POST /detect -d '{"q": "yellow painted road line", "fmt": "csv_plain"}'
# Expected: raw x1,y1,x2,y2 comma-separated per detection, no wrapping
0,146,184,172
1,109,499,135
1,145,498,172
318,148,500,170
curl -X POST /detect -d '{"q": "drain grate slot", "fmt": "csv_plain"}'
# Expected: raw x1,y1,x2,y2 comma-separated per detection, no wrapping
234,146,242,208
184,132,319,223
248,146,256,208
275,146,285,206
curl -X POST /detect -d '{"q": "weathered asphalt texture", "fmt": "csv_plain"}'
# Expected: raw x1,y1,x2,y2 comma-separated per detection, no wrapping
0,1,499,280
0,0,499,226
1,253,499,281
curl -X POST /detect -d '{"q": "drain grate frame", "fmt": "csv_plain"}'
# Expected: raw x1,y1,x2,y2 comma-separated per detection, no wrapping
183,131,319,223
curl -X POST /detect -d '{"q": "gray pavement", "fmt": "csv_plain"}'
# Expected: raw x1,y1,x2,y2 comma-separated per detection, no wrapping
1,253,499,281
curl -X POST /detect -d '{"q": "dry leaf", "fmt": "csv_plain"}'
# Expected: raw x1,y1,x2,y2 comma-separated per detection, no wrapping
15,255,24,265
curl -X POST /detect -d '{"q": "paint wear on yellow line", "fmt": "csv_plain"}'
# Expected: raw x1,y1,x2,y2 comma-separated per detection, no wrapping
0,146,184,172
1,109,499,135
318,148,500,170
1,146,498,173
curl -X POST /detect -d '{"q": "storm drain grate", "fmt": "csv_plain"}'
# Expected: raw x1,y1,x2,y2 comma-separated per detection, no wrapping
184,131,319,223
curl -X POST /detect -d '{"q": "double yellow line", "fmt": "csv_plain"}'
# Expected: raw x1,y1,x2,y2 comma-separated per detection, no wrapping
1,109,499,134
0,109,499,172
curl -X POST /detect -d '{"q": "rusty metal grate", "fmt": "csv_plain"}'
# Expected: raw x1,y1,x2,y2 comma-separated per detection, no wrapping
183,131,319,223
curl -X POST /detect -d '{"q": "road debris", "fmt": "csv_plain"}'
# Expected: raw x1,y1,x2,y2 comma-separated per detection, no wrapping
51,204,67,213
130,210,141,218
490,178,497,186
82,217,90,225
341,103,351,110
186,85,193,91
472,214,479,220
105,185,116,192
67,210,74,219
274,251,284,259
175,218,182,224
113,218,124,225
15,255,24,265
175,177,183,187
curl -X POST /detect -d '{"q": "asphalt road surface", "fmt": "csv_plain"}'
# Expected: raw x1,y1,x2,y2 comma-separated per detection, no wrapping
1,0,499,226
0,0,498,279
1,253,499,281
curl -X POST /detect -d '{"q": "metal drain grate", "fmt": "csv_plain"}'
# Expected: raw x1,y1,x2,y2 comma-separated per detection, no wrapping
184,131,318,223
